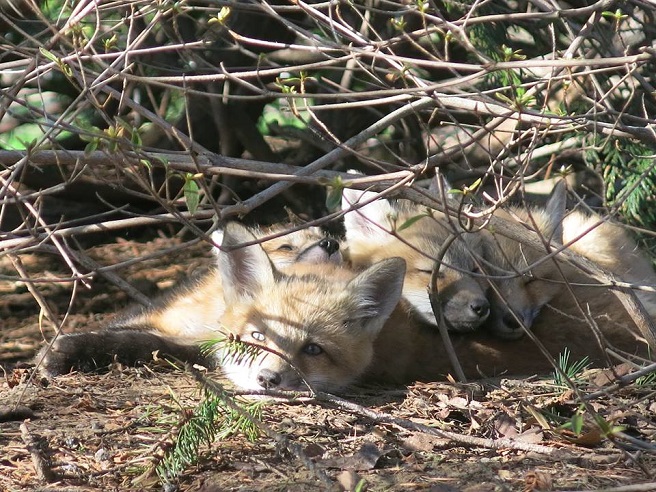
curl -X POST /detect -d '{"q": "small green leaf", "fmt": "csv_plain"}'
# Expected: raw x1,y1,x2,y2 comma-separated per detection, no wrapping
131,129,142,147
184,175,200,214
462,178,482,194
103,33,118,52
60,62,73,78
39,47,59,64
354,478,368,492
390,16,407,31
84,140,98,155
324,176,345,210
208,6,231,25
571,412,584,436
398,213,427,231
495,93,514,105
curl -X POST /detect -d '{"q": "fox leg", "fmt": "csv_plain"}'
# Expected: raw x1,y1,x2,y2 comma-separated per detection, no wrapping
35,331,210,377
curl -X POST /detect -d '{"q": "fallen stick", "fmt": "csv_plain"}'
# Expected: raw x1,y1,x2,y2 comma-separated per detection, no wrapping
19,422,57,483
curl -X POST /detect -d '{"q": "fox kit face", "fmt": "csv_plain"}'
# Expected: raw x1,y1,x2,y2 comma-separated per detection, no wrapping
342,188,489,332
215,223,405,392
484,235,565,339
483,182,568,339
211,224,342,269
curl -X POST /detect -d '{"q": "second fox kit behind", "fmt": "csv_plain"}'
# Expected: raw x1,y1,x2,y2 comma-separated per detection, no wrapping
342,186,490,332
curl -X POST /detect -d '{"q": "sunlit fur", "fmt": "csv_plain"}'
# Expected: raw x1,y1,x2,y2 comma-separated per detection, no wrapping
343,188,490,332
218,261,405,392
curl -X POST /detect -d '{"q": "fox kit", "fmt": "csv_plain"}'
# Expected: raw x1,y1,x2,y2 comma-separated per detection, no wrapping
483,181,656,361
216,226,406,391
37,223,343,379
342,186,489,332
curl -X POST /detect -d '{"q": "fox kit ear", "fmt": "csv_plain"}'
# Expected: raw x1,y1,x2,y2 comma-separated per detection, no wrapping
210,229,224,255
544,180,567,243
345,257,406,335
342,174,395,242
217,222,276,302
428,171,453,201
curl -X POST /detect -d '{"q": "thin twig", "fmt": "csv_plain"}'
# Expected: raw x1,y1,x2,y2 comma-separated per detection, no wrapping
20,422,57,483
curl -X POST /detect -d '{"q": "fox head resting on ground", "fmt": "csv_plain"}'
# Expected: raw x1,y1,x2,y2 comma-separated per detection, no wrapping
341,186,489,333
215,222,406,392
481,182,568,340
483,180,656,341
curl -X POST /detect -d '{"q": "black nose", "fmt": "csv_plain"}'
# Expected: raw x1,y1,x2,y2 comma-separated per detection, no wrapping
502,312,522,330
471,299,490,319
257,369,282,389
318,238,340,255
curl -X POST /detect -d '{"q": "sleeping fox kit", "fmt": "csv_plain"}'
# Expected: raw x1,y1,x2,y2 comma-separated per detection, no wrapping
480,180,656,366
341,185,490,332
37,180,656,391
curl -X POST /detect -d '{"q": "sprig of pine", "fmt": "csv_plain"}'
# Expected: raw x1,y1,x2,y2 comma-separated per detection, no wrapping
156,337,265,485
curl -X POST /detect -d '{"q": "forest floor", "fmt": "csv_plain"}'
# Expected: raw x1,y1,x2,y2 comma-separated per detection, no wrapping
1,234,655,491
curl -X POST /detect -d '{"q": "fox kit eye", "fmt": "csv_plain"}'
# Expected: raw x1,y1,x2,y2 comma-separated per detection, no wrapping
276,244,294,252
251,331,265,341
418,267,443,279
302,343,323,356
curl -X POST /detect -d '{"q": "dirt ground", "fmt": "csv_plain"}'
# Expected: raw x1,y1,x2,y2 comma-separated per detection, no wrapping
1,235,655,491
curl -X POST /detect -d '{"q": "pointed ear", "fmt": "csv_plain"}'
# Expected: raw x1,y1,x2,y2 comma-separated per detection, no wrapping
342,180,395,243
544,180,567,243
345,257,406,335
428,171,453,201
216,222,275,303
210,229,224,256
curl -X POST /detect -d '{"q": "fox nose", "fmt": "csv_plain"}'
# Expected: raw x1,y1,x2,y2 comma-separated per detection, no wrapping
471,299,490,319
257,368,282,389
502,312,522,331
318,238,340,256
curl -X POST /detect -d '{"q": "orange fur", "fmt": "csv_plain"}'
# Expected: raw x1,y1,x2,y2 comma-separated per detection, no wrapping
37,223,345,380
109,224,342,340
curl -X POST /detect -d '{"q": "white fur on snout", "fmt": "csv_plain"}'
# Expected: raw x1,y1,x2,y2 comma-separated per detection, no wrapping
403,290,436,325
218,349,307,391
